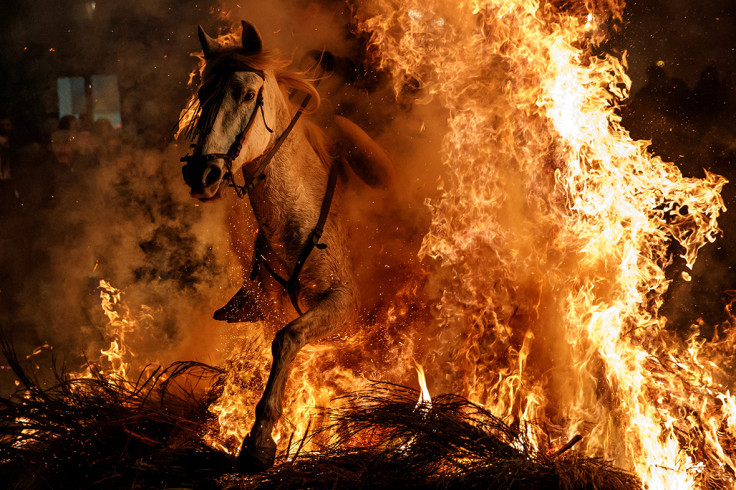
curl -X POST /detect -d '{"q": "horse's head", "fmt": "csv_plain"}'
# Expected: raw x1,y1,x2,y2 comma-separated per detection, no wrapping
181,21,280,200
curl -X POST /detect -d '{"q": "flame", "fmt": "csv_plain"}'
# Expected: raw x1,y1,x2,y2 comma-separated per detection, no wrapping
94,280,136,381
203,325,375,454
351,0,731,487
185,3,736,486
13,281,144,448
175,56,205,141
73,280,150,384
415,362,431,407
203,326,273,454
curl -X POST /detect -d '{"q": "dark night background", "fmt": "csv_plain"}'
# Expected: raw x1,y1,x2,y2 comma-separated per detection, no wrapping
608,1,736,331
0,0,735,380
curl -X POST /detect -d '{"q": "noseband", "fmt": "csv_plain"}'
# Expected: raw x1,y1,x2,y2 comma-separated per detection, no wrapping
180,69,311,199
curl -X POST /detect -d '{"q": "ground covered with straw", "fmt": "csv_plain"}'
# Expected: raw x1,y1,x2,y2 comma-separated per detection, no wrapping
0,340,639,489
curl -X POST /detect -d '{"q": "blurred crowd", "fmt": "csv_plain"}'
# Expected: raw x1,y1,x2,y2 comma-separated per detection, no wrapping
0,113,129,347
0,113,123,222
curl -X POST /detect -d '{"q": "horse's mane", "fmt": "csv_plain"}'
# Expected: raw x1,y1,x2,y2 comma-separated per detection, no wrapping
180,48,333,169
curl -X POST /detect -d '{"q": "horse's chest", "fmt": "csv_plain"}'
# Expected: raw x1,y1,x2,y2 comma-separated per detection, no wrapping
251,191,315,259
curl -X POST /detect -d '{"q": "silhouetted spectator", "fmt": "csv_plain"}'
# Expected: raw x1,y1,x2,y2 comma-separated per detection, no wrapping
0,115,11,181
93,117,121,158
51,117,77,169
635,64,690,118
691,65,725,118
58,115,78,131
78,113,93,132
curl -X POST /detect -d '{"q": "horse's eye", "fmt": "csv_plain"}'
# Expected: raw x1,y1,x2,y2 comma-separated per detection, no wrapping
244,90,256,102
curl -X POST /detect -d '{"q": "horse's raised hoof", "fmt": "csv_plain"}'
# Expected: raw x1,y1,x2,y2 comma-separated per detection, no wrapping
235,434,277,473
213,287,263,323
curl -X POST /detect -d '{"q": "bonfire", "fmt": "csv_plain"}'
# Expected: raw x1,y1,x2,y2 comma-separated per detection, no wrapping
2,1,736,489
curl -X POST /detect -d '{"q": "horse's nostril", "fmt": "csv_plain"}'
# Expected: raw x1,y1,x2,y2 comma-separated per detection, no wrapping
182,164,194,187
203,166,223,187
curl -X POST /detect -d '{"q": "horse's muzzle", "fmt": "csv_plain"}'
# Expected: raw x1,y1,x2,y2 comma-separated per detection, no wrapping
181,157,225,200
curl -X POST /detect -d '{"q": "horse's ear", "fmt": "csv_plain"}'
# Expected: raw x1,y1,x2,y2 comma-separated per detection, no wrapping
198,25,220,59
241,21,263,55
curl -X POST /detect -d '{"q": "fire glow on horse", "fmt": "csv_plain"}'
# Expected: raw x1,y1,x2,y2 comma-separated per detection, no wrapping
180,21,394,470
175,2,736,487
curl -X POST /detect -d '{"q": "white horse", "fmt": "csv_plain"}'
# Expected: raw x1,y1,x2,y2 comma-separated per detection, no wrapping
181,21,392,471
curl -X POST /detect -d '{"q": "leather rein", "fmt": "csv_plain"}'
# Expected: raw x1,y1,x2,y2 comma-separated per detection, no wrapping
180,68,338,315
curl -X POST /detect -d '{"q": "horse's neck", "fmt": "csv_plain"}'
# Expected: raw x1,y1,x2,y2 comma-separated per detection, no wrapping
247,124,325,244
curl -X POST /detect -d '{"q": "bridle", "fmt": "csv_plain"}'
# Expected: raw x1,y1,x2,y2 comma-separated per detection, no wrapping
180,68,311,199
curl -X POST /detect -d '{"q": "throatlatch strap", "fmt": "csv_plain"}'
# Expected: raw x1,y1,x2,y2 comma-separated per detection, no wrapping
250,163,340,315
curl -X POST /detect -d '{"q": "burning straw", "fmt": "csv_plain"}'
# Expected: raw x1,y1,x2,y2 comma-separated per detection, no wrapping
246,384,640,489
0,338,231,489
0,337,638,489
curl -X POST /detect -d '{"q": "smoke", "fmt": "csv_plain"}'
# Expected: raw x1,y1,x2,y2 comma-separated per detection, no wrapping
0,141,234,385
0,0,449,403
0,1,240,393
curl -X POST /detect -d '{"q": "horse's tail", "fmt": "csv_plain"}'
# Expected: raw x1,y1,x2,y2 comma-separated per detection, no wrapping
332,116,393,189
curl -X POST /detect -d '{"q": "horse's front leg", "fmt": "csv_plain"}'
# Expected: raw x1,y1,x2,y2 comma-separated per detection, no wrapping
235,285,356,472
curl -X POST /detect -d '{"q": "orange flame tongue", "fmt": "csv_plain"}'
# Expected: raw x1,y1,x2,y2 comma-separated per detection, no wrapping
97,280,137,382
415,363,431,408
356,1,729,487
